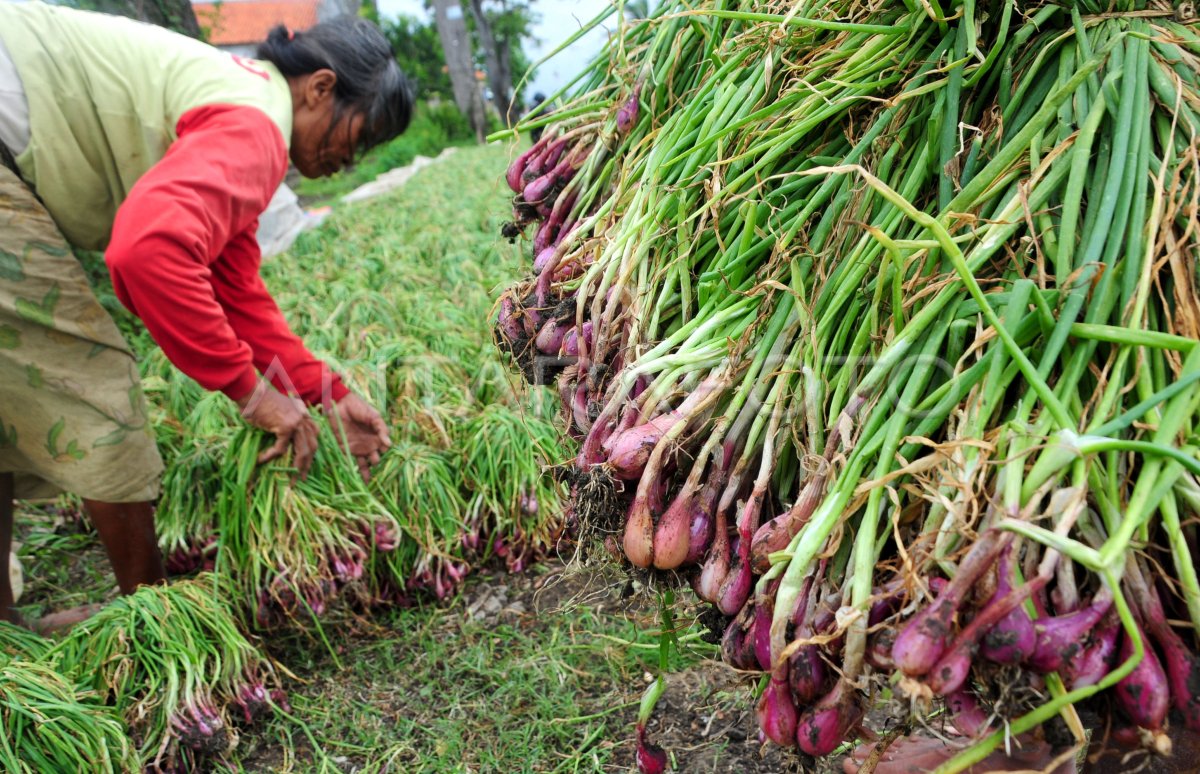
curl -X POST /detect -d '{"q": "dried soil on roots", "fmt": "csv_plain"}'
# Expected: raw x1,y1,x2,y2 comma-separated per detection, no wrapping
569,465,626,541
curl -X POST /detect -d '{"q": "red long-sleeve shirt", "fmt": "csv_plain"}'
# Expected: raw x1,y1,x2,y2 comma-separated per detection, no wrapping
106,103,348,405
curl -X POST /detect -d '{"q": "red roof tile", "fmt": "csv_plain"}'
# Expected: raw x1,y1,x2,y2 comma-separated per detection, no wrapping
194,0,320,46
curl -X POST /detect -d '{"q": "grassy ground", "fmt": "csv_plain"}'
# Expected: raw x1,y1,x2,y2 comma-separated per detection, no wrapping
231,563,748,773
16,512,787,773
13,144,798,773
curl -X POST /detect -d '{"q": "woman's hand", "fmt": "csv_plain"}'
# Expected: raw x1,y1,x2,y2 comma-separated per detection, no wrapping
237,382,319,478
328,392,391,481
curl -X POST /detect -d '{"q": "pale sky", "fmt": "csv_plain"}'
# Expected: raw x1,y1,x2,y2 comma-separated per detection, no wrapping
375,0,614,102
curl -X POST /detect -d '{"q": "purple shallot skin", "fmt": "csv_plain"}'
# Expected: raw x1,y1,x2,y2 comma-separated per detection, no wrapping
789,609,828,703
892,530,1007,677
606,413,680,480
945,688,990,737
1064,608,1119,690
607,376,724,479
533,246,557,275
753,578,781,670
750,474,826,574
652,485,694,570
717,480,768,617
867,578,907,626
1114,623,1170,743
865,628,895,672
756,661,798,747
532,217,558,255
1154,623,1200,732
926,550,1052,696
496,295,525,343
622,469,664,568
232,680,269,723
721,600,760,671
1141,581,1200,731
891,593,957,676
269,688,291,713
1025,589,1112,674
571,382,591,435
533,318,569,355
601,403,642,455
926,646,973,697
795,679,863,757
716,532,752,616
374,520,398,551
522,137,567,185
979,543,1036,665
506,135,549,192
682,475,720,565
617,82,643,135
636,725,668,774
695,505,731,604
524,153,577,204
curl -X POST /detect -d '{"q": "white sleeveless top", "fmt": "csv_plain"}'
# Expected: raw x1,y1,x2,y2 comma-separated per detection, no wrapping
0,33,30,155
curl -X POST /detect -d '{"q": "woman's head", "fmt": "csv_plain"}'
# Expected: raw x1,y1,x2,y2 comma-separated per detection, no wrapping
258,18,413,178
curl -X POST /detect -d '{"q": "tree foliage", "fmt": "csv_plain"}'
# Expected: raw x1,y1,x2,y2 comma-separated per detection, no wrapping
383,14,455,102
383,1,536,120
469,0,536,113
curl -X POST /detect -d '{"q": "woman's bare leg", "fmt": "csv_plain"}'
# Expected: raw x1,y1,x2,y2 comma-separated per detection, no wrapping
33,499,165,634
83,499,164,594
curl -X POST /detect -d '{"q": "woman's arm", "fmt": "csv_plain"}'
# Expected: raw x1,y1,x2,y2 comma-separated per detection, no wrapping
105,103,334,475
105,102,386,475
209,225,348,405
105,103,290,402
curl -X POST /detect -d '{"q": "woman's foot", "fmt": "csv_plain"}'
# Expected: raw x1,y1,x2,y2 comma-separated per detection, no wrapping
31,602,103,635
843,730,1076,774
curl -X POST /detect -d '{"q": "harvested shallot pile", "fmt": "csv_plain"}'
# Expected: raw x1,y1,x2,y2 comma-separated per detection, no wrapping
493,0,1200,769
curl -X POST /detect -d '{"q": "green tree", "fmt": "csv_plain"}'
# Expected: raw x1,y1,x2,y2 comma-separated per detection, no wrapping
466,0,536,126
383,14,455,102
386,1,536,125
359,0,381,24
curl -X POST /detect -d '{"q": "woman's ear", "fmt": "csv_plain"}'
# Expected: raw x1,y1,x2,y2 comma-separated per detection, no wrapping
304,68,339,108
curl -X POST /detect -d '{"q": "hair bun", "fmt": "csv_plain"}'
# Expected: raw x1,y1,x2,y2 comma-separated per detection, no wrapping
266,24,291,45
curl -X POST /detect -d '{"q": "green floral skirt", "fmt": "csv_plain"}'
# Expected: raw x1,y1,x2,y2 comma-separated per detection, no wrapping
0,164,161,501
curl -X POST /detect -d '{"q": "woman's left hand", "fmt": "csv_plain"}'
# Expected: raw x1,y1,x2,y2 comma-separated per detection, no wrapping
329,392,391,481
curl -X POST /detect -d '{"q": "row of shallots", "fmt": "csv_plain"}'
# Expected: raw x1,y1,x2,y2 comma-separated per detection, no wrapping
0,576,284,772
143,140,572,628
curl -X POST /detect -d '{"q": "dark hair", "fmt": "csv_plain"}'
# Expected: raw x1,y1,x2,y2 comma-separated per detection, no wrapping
258,17,413,156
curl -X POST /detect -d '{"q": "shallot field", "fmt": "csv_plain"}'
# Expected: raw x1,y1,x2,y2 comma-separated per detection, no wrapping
5,2,1200,773
5,146,773,773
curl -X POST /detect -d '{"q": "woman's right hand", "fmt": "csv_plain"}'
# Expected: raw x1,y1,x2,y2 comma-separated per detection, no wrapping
236,382,319,478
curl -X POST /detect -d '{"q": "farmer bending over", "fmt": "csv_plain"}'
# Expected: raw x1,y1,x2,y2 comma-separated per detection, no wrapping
0,2,411,630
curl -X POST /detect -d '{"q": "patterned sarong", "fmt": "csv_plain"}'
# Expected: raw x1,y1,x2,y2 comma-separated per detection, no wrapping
0,163,161,501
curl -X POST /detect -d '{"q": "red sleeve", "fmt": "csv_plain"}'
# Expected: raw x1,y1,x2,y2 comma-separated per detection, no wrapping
105,103,345,404
210,225,349,404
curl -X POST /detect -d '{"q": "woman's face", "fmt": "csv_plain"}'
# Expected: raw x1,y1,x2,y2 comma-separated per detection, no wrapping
290,69,366,178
